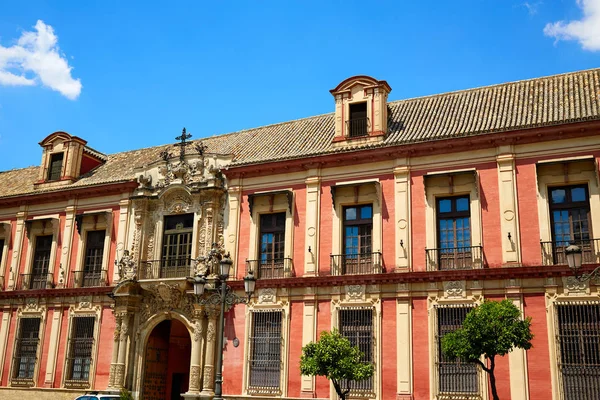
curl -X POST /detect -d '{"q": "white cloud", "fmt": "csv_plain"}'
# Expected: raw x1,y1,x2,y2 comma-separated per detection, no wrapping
523,1,543,16
0,20,82,99
544,0,600,51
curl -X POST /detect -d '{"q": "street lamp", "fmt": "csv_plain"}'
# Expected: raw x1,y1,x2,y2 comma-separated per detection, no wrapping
190,252,257,400
565,244,600,282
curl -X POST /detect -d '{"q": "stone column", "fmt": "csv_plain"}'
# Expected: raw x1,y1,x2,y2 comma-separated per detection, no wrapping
114,312,129,388
200,313,217,396
187,319,204,394
107,313,123,389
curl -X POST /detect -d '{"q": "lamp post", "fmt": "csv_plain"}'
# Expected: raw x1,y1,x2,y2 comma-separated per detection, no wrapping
565,244,600,282
190,253,256,400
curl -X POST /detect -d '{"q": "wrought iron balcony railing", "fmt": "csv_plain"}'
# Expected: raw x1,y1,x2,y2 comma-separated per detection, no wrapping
245,258,294,279
425,246,484,271
139,256,193,280
16,273,54,290
541,238,600,266
68,269,108,288
327,252,383,276
345,117,370,138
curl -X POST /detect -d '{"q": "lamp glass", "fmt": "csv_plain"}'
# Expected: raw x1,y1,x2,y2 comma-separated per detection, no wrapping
220,257,232,279
244,271,256,297
194,280,205,296
565,245,583,272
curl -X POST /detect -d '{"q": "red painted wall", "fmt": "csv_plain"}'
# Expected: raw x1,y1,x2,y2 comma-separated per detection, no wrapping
1,309,17,386
412,298,429,400
524,294,552,400
287,301,303,397
95,307,115,389
236,194,251,280
380,176,395,271
515,161,542,266
314,300,331,398
53,309,69,388
319,184,333,276
223,304,247,394
478,163,503,268
381,299,397,399
292,185,306,277
411,174,426,272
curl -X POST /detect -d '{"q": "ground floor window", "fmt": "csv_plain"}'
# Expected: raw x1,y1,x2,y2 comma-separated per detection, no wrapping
557,303,600,400
248,310,282,392
436,306,479,395
339,308,374,394
65,316,95,386
12,317,41,386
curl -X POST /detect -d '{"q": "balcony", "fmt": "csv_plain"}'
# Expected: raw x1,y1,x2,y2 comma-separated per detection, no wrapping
68,269,108,288
541,239,600,266
245,258,294,279
16,273,54,290
345,117,370,138
139,256,193,280
327,252,383,276
425,246,484,271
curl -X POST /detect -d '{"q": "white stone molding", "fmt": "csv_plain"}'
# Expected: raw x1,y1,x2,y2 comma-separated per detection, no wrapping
304,175,321,277
21,217,60,287
344,284,366,302
0,309,12,382
496,149,522,264
396,298,412,396
72,211,113,288
0,222,11,288
8,210,27,290
58,204,77,288
394,163,411,271
443,280,467,299
225,183,242,277
44,308,63,385
506,293,530,400
300,299,317,395
114,198,131,283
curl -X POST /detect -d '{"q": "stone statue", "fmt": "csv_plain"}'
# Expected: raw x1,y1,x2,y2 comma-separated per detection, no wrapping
118,250,137,281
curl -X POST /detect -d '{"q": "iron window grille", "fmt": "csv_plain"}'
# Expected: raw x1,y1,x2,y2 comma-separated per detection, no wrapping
160,213,193,278
12,317,41,386
339,308,375,397
65,316,95,388
556,303,600,400
31,235,53,289
248,310,283,394
346,102,369,138
81,230,105,287
435,306,480,398
258,213,286,279
47,152,64,181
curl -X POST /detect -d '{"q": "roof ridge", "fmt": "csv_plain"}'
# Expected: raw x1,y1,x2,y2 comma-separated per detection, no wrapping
388,67,600,104
0,165,39,174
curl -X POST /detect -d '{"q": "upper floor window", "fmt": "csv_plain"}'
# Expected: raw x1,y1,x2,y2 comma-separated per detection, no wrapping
430,196,481,270
47,152,64,181
12,317,41,386
348,102,368,138
556,303,600,400
29,235,53,289
436,307,479,396
65,316,95,387
258,213,286,279
339,308,374,395
248,310,282,393
160,213,193,278
335,204,380,275
82,230,106,287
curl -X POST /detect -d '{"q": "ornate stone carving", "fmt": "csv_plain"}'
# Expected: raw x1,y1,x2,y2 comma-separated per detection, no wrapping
258,288,277,304
164,191,193,214
443,281,465,298
193,320,204,342
203,365,214,389
206,321,216,343
563,276,589,295
140,283,195,323
24,297,39,312
190,365,201,391
113,319,122,341
345,285,365,301
114,364,125,387
117,250,137,281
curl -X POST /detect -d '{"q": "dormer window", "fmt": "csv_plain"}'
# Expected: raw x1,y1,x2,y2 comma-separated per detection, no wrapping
348,102,368,138
47,153,64,181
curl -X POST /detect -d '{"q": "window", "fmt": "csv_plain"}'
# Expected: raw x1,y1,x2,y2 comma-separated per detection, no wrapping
556,304,600,400
347,102,368,137
30,235,52,289
433,196,478,270
258,213,286,279
47,153,64,181
436,307,478,395
12,317,41,385
338,204,377,274
339,308,374,393
65,316,95,386
248,310,282,392
160,214,193,278
547,185,595,264
81,231,105,287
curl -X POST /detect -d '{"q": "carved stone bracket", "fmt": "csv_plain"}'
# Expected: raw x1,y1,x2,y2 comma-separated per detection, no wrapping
443,281,466,299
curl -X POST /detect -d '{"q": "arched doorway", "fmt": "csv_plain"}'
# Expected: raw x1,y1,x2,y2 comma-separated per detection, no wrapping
142,319,191,400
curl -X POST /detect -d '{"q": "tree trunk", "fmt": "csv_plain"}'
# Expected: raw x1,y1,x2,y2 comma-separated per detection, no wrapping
332,379,346,400
488,356,499,400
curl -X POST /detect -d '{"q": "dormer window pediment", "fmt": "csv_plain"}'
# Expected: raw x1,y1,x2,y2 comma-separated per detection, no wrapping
330,75,392,145
35,131,106,188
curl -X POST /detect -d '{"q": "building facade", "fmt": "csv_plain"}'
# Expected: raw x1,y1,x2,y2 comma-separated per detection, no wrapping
1,69,600,400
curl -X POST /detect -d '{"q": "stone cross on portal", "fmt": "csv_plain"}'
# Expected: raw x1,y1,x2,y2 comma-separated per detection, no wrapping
175,127,192,161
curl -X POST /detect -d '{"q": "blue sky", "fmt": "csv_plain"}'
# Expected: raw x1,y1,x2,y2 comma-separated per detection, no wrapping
1,0,599,171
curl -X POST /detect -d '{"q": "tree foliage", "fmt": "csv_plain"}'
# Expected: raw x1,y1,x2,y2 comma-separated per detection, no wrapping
300,329,374,400
441,299,534,400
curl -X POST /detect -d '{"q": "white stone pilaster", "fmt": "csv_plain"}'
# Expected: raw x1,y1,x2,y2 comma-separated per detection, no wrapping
58,204,77,288
8,209,27,289
508,294,529,400
0,309,12,382
394,164,411,270
300,300,317,394
304,176,321,277
497,149,521,264
44,308,63,384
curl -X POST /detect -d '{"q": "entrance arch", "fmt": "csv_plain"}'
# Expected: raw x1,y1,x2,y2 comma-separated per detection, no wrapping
142,319,192,400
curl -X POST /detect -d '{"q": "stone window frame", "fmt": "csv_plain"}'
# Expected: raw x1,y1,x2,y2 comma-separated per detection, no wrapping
72,212,113,287
536,157,600,264
242,289,290,397
22,217,60,289
60,302,103,389
0,222,11,289
427,288,488,400
331,179,382,272
330,287,382,400
424,170,483,271
246,190,295,277
9,301,47,387
545,279,600,399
